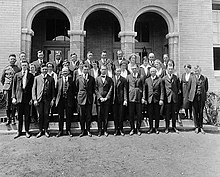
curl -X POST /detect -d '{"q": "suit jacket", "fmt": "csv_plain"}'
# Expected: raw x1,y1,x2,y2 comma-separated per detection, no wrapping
162,74,180,104
98,59,107,68
53,59,63,74
143,76,164,104
84,59,93,69
32,74,55,102
181,72,193,99
31,59,46,75
55,75,75,107
12,71,34,103
187,74,208,106
112,75,127,104
73,69,83,82
113,58,128,70
1,65,20,90
76,75,95,105
127,73,142,103
95,75,113,105
69,60,79,72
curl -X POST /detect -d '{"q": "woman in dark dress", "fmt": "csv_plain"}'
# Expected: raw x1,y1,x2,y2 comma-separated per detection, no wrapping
181,64,193,119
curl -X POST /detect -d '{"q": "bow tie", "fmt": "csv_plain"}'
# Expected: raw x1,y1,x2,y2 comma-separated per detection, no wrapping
101,75,106,78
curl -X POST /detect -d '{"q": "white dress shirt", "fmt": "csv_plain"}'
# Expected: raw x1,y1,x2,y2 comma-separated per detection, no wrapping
22,70,27,89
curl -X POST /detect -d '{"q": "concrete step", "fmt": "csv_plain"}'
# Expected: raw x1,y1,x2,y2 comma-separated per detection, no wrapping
0,119,219,134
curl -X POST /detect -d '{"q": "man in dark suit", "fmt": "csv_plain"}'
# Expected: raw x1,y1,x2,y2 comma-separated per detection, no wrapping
55,67,75,137
53,51,63,74
31,50,46,75
112,67,127,136
76,65,95,137
127,65,142,136
12,60,34,138
148,53,155,67
187,65,208,134
69,53,79,72
98,50,108,68
95,65,113,137
32,64,55,138
142,67,164,134
113,50,128,70
162,62,180,134
84,51,93,69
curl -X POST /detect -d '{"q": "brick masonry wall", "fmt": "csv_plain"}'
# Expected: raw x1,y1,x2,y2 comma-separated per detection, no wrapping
0,0,22,91
178,0,217,91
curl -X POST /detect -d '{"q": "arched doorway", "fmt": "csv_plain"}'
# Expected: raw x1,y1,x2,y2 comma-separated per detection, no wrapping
134,12,168,62
31,9,70,62
84,10,121,60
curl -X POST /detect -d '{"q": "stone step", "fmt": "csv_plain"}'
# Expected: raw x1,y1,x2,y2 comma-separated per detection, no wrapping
1,119,218,135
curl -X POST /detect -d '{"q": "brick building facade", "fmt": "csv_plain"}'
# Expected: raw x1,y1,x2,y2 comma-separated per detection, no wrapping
0,0,219,91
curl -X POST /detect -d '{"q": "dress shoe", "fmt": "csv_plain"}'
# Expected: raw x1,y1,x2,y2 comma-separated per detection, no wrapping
137,130,141,136
155,129,159,134
45,131,50,138
56,131,63,137
195,128,199,134
200,128,205,134
104,131,108,137
25,132,31,138
114,130,118,136
165,128,169,134
36,131,43,138
79,131,84,137
147,129,154,134
129,129,134,136
87,131,92,137
173,127,179,134
98,131,102,137
67,131,73,137
14,133,21,139
120,130,125,136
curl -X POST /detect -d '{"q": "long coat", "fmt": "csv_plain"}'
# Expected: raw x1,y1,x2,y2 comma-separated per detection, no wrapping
187,74,208,107
12,71,34,103
95,75,113,105
76,75,95,105
55,75,75,107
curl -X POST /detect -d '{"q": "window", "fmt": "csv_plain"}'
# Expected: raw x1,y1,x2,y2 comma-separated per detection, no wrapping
46,19,70,41
135,22,150,42
213,47,220,70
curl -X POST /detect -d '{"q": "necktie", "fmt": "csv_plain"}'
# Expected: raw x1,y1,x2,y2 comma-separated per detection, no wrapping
63,77,68,98
22,71,26,89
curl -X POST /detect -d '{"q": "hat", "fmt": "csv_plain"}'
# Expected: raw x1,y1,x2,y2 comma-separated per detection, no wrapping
120,60,128,66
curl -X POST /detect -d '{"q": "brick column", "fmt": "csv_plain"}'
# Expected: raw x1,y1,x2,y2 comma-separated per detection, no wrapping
68,30,86,60
119,31,137,59
21,28,34,62
166,32,179,71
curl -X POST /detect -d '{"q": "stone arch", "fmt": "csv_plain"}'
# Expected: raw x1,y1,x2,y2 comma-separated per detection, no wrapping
132,5,175,33
80,4,125,31
26,1,73,30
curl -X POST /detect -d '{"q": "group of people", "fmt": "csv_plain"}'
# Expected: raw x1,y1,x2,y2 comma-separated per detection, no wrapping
1,49,208,139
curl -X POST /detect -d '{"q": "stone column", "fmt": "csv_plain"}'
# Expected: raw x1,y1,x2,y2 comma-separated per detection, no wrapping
68,30,86,60
21,28,34,62
166,32,179,71
118,31,137,59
